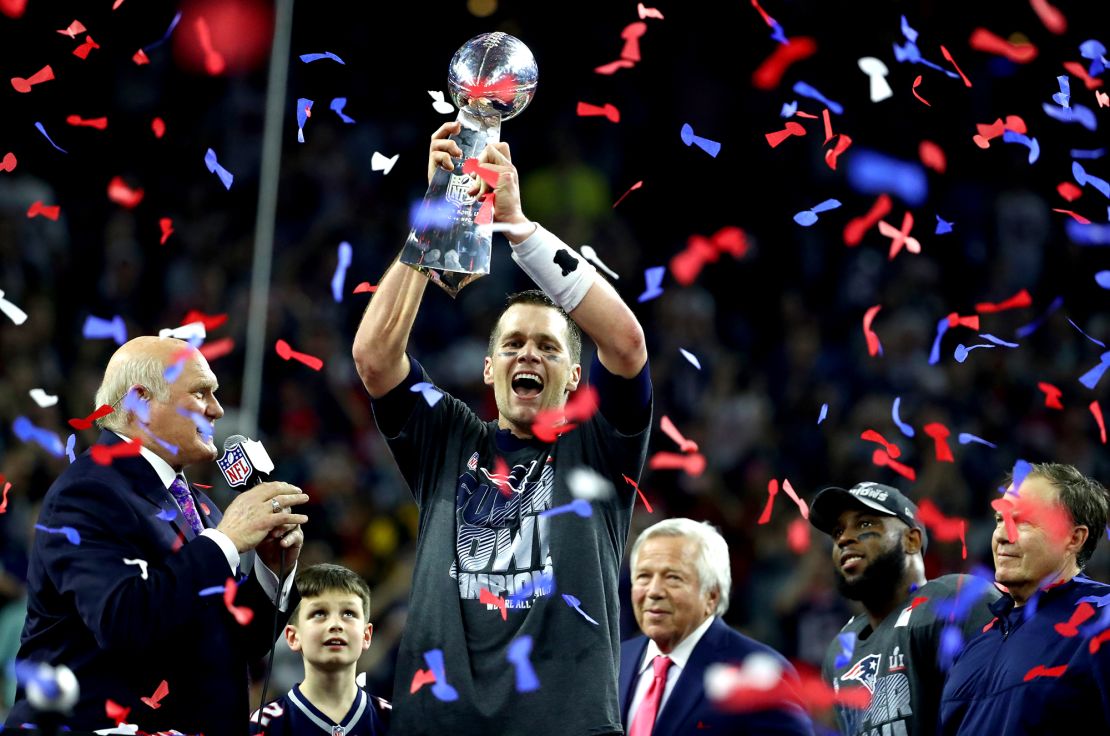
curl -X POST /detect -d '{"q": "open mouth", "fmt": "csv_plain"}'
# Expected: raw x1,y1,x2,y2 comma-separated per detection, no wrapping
323,638,346,647
840,552,864,571
511,372,544,399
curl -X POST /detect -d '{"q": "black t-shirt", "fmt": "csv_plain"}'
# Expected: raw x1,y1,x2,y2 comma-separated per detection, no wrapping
372,354,651,735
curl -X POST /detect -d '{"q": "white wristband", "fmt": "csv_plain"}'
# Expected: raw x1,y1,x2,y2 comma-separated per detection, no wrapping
510,223,597,312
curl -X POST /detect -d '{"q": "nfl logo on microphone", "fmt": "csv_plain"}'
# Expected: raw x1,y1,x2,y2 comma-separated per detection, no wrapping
218,444,253,488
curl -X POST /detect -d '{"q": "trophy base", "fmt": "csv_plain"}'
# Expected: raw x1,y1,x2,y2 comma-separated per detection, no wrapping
406,261,485,299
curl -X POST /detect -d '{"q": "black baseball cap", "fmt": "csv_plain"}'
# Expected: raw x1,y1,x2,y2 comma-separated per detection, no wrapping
809,482,928,552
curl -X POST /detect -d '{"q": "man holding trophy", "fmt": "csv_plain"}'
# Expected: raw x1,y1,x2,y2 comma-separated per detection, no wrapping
353,33,652,736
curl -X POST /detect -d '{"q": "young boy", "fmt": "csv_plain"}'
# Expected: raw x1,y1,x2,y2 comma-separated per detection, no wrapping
251,563,387,735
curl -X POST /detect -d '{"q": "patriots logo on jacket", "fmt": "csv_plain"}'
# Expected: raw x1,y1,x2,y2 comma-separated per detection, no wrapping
840,653,882,693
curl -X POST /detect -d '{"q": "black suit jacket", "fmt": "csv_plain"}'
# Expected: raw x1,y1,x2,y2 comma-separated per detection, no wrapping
618,617,814,735
5,431,297,735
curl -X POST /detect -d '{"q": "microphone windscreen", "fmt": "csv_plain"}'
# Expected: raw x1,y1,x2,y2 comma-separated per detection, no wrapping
223,434,248,450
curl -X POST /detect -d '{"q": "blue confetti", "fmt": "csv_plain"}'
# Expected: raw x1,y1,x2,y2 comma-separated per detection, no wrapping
679,348,701,370
156,508,178,522
1072,148,1106,160
295,98,313,143
892,397,914,437
792,81,843,115
330,97,356,124
1074,161,1110,198
846,149,928,206
1096,271,1110,289
410,382,444,407
958,433,997,449
506,636,540,692
35,524,80,546
1011,459,1033,493
954,343,995,363
508,570,556,605
679,124,721,158
299,51,345,64
1079,351,1110,390
834,632,856,668
793,198,842,227
780,101,798,118
33,122,67,154
817,403,828,424
163,355,186,384
1052,75,1071,108
1079,39,1107,76
332,241,352,303
1016,296,1063,338
935,215,954,235
409,198,456,230
938,624,964,671
204,148,234,190
979,334,1020,348
1042,102,1097,131
1068,318,1107,348
12,417,65,457
539,499,592,518
637,266,666,303
423,649,459,702
562,593,599,625
929,317,950,365
176,408,213,442
143,11,182,52
83,314,126,345
1001,130,1040,164
65,433,76,463
121,386,151,423
198,584,224,597
1066,220,1110,245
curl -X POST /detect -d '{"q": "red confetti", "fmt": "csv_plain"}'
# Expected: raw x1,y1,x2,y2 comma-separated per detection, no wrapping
1023,664,1067,681
923,422,955,462
69,404,114,430
532,386,599,443
195,17,226,75
0,0,27,19
824,134,852,170
1090,628,1110,654
872,448,916,481
879,211,921,260
758,479,779,525
0,475,10,514
660,415,698,453
947,313,981,330
991,497,1019,543
576,101,620,123
352,282,378,294
199,502,210,515
1030,0,1067,34
821,108,834,145
1057,182,1083,201
919,140,947,174
862,305,883,357
765,121,806,148
1038,382,1064,409
0,152,17,173
787,517,811,554
132,48,150,65
180,309,227,331
73,35,100,59
1063,61,1103,91
91,440,143,465
861,429,901,459
972,116,1026,149
1055,602,1095,638
648,451,707,477
11,64,54,93
612,180,643,209
620,21,647,62
939,45,972,87
410,668,437,694
462,158,500,189
1097,91,1109,108
474,193,495,226
751,36,817,90
969,28,1038,63
490,456,511,498
223,577,254,625
27,201,61,221
911,75,931,106
975,289,1032,313
140,679,170,709
1053,209,1091,224
66,115,108,130
781,478,809,519
844,195,892,246
638,3,664,20
57,20,86,38
151,117,166,138
993,492,1075,547
158,217,174,245
105,699,131,725
594,59,636,75
714,664,870,713
1092,401,1107,444
479,587,507,620
108,176,145,209
917,499,968,554
274,339,324,371
623,474,654,513
199,337,235,361
908,596,930,610
462,77,519,103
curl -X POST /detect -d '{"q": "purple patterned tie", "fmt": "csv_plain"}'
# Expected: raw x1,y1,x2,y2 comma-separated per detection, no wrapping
168,476,204,535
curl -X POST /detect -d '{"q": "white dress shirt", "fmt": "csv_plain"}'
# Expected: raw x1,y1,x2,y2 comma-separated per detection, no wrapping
627,614,717,724
116,432,296,610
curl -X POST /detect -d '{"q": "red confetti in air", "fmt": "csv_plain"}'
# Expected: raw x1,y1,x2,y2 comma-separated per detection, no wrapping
132,49,150,65
844,195,892,247
825,134,852,170
11,64,54,93
1063,61,1103,91
1038,382,1064,409
180,309,227,331
199,502,211,515
975,289,1032,313
623,474,654,513
758,479,779,525
991,497,1019,543
1090,628,1110,654
195,17,226,75
576,101,620,123
0,152,17,173
490,456,511,498
158,217,174,245
612,180,643,209
862,305,883,357
1057,182,1083,202
66,115,108,130
821,108,834,145
919,141,947,174
751,36,817,90
714,665,869,713
993,492,1074,547
479,587,507,620
969,28,1038,63
69,404,114,430
151,117,166,138
939,45,972,87
872,449,916,481
911,75,931,106
765,121,806,148
787,517,811,554
595,59,636,75
923,422,955,462
410,668,437,694
972,116,1026,149
474,193,495,226
199,337,235,361
532,386,599,443
73,35,100,59
1030,0,1067,34
223,577,254,625
879,211,921,260
1023,664,1067,681
909,596,930,610
140,679,170,709
1092,401,1107,444
861,429,901,458
27,201,61,221
105,699,131,725
638,3,664,20
462,76,520,104
57,20,86,37
352,282,378,294
275,339,324,371
1055,602,1095,638
620,21,647,62
1097,91,1109,108
462,158,500,189
917,499,968,556
1053,209,1091,224
108,176,145,209
0,0,27,19
648,451,707,477
660,415,698,453
0,475,11,514
781,478,809,519
947,313,981,330
91,440,143,465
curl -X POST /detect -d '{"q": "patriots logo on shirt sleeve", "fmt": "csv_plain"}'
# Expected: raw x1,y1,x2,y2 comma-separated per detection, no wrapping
840,653,882,693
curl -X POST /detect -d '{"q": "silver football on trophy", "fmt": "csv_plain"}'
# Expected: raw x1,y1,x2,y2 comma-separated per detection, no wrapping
448,32,538,121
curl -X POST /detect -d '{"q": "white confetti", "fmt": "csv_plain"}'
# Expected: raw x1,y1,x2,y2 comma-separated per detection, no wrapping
123,557,149,580
679,348,701,370
371,152,399,175
29,388,59,408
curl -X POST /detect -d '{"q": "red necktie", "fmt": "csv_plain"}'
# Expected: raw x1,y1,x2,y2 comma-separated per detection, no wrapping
629,655,672,736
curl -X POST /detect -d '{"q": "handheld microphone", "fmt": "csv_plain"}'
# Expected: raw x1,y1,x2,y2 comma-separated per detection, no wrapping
217,434,275,489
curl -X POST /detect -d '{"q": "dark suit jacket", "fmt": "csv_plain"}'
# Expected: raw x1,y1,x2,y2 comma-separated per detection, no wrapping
619,617,814,735
5,431,297,735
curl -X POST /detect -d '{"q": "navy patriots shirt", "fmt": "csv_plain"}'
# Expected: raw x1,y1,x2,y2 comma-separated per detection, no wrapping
250,684,388,735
